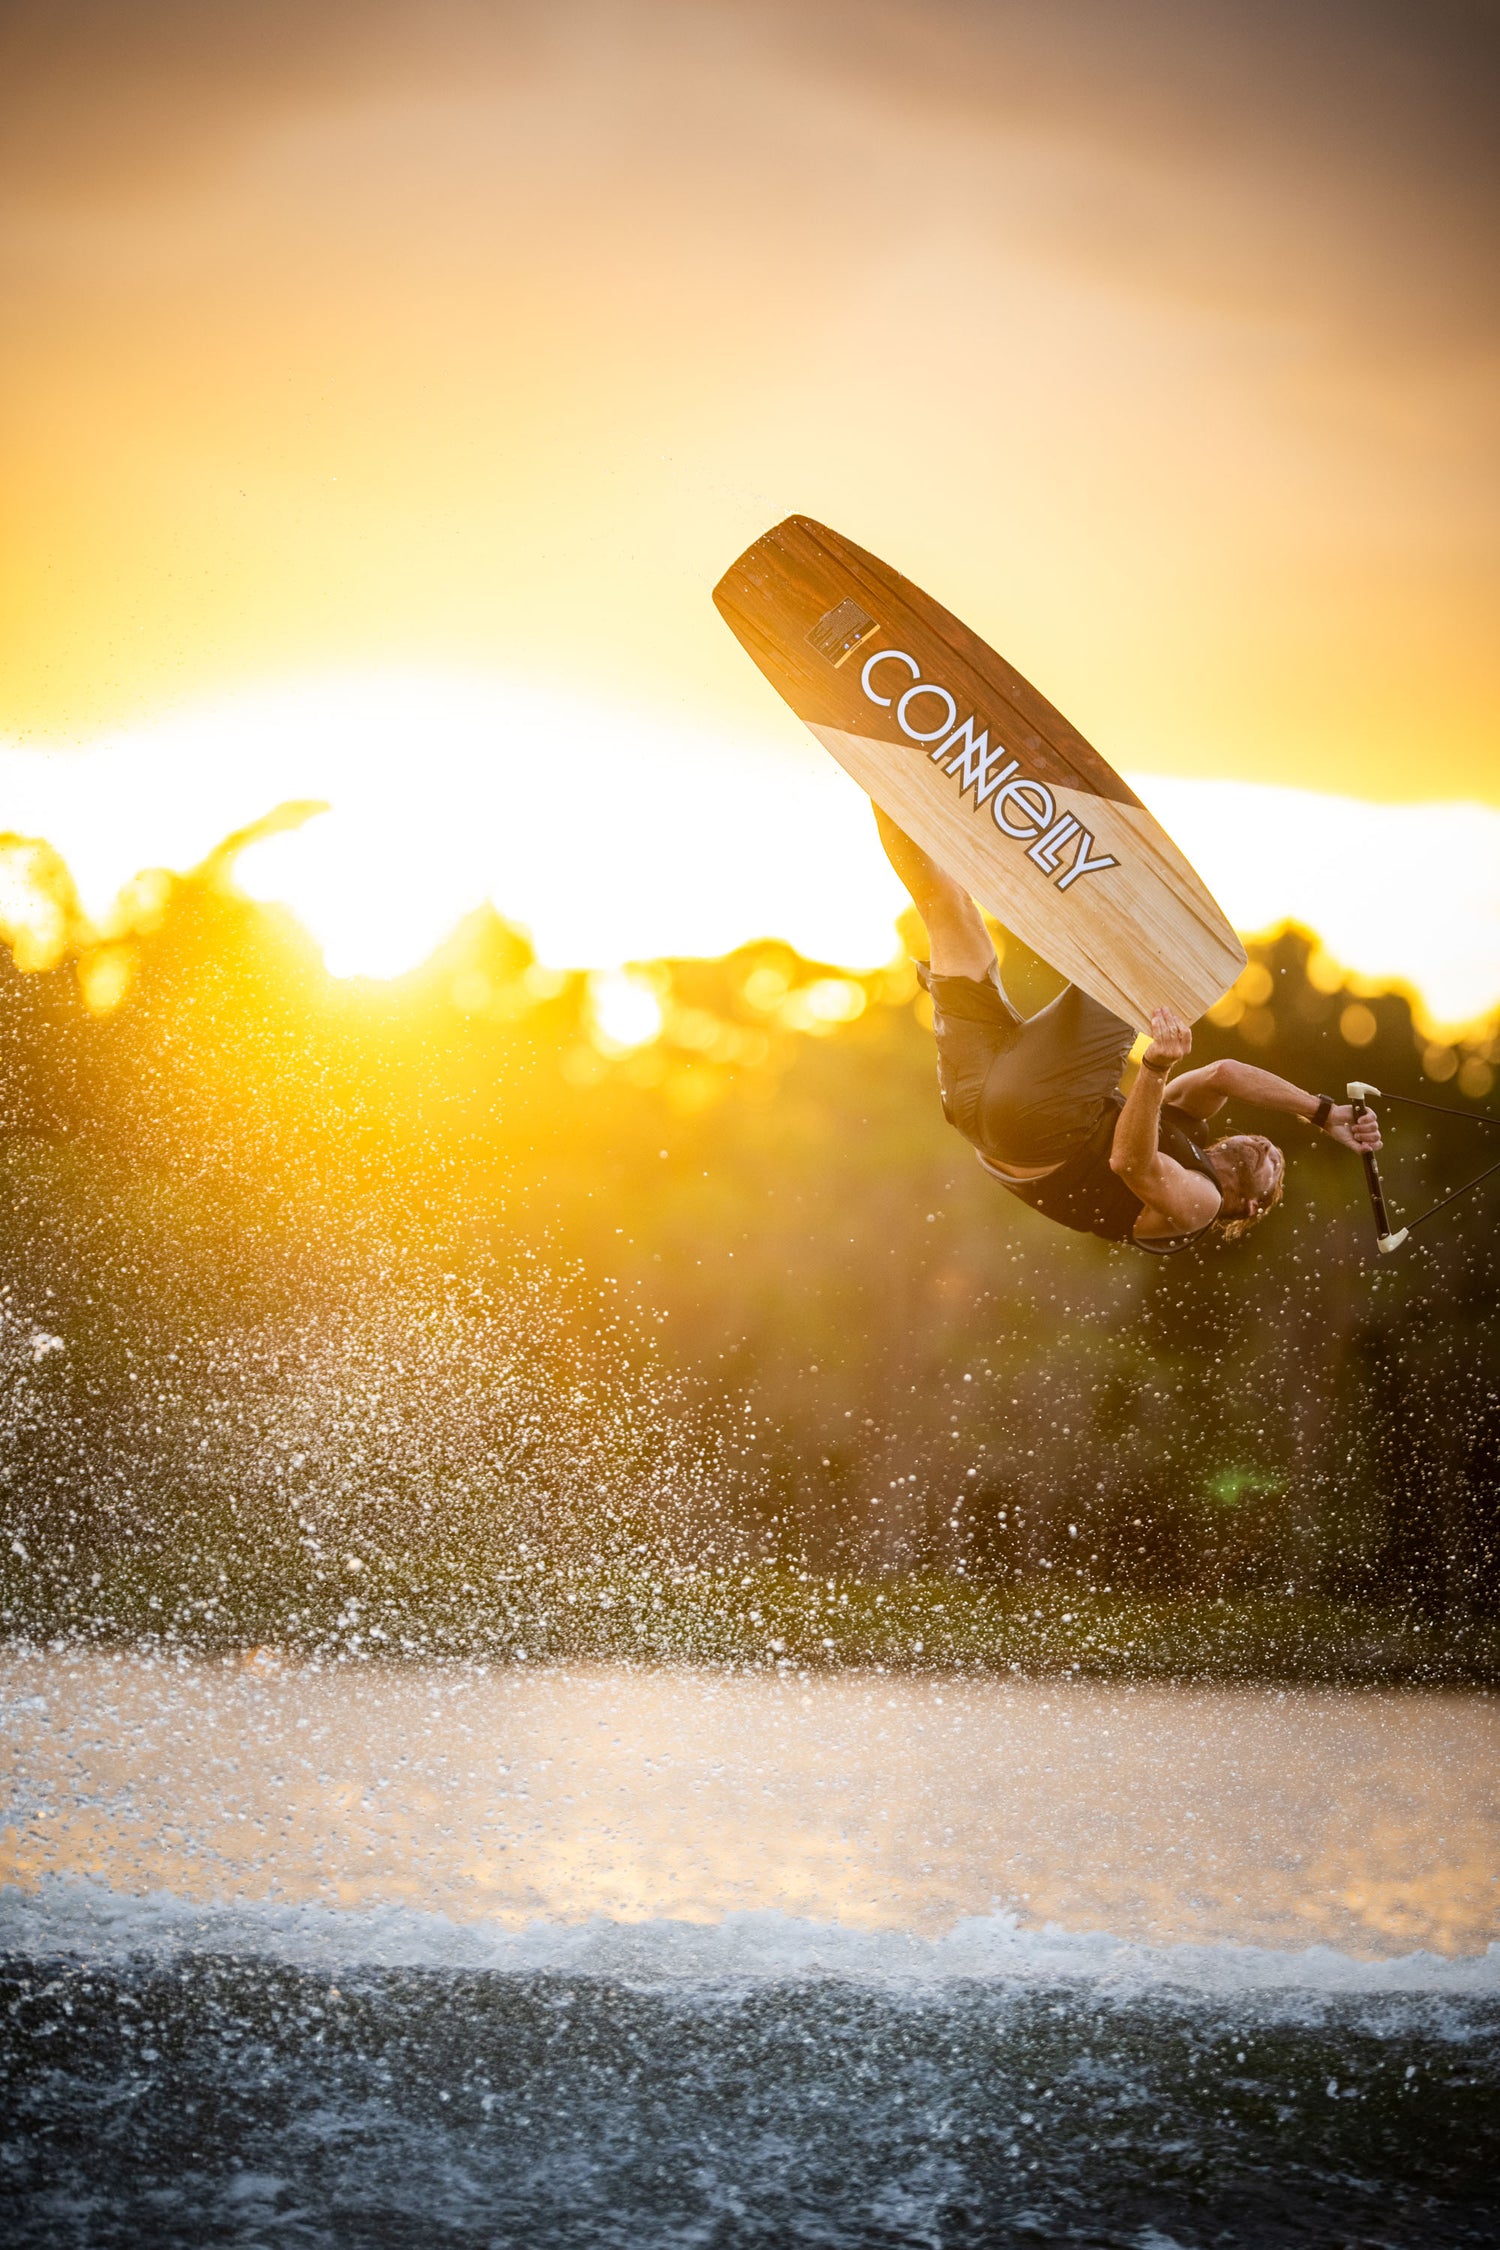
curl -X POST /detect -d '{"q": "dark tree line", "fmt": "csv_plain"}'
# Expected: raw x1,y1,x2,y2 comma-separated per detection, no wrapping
0,850,1496,1651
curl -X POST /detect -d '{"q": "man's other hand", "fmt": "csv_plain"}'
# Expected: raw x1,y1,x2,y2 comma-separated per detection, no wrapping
1325,1103,1383,1153
1142,1008,1192,1072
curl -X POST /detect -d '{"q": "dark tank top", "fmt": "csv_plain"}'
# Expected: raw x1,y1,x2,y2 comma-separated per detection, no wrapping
980,1095,1222,1254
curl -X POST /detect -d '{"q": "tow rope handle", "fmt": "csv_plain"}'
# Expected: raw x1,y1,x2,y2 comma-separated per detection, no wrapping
1347,1081,1409,1254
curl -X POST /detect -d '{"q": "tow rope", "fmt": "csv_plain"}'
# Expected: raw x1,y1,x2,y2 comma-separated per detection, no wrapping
1346,1079,1500,1254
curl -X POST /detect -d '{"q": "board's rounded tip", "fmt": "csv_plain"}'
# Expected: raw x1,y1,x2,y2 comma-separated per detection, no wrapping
714,514,829,602
754,512,836,552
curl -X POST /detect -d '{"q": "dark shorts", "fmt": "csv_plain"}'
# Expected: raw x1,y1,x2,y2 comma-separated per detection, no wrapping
918,963,1135,1169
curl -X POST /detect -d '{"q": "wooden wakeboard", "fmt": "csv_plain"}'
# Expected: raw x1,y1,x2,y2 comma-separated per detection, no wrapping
713,516,1245,1032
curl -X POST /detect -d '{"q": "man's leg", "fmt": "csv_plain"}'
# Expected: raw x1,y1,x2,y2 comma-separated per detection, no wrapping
872,806,996,981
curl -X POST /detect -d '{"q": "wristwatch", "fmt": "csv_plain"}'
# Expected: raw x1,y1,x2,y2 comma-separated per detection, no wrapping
1310,1094,1335,1130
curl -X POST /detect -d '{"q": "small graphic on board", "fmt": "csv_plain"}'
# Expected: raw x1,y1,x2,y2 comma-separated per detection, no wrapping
806,598,881,667
713,515,1245,1031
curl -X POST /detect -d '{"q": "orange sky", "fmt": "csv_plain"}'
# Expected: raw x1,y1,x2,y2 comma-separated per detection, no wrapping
3,0,1497,803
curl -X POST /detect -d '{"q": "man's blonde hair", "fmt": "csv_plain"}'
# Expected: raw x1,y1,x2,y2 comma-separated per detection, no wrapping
1211,1135,1286,1245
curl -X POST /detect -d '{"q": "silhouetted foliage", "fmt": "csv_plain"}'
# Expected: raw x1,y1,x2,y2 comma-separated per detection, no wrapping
0,855,1496,1669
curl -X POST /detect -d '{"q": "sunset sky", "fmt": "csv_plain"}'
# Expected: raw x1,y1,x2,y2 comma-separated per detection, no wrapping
2,0,1496,1019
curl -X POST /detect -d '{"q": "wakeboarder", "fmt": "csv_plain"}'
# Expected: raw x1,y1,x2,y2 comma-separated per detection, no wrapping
876,808,1383,1254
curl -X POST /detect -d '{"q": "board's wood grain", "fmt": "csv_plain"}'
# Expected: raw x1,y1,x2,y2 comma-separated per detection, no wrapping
713,516,1245,1032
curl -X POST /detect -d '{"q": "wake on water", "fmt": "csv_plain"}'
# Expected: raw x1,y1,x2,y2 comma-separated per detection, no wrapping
3,1880,1496,2250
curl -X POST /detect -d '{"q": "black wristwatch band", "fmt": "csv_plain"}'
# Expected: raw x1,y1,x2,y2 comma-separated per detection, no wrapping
1311,1094,1334,1130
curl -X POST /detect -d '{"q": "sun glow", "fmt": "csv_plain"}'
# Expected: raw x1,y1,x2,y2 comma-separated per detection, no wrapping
1,671,1497,1032
589,973,666,1054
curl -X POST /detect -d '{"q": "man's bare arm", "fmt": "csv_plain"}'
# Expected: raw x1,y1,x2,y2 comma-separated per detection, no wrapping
1164,1057,1382,1153
1109,1012,1221,1232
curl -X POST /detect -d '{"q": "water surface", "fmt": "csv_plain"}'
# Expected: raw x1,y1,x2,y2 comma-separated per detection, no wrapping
6,1653,1496,1951
3,1654,1496,2246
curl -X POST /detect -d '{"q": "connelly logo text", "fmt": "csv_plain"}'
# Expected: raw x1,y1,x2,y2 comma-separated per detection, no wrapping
859,649,1118,893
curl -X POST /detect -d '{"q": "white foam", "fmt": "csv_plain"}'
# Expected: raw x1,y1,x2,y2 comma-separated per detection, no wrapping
3,1877,1496,2002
